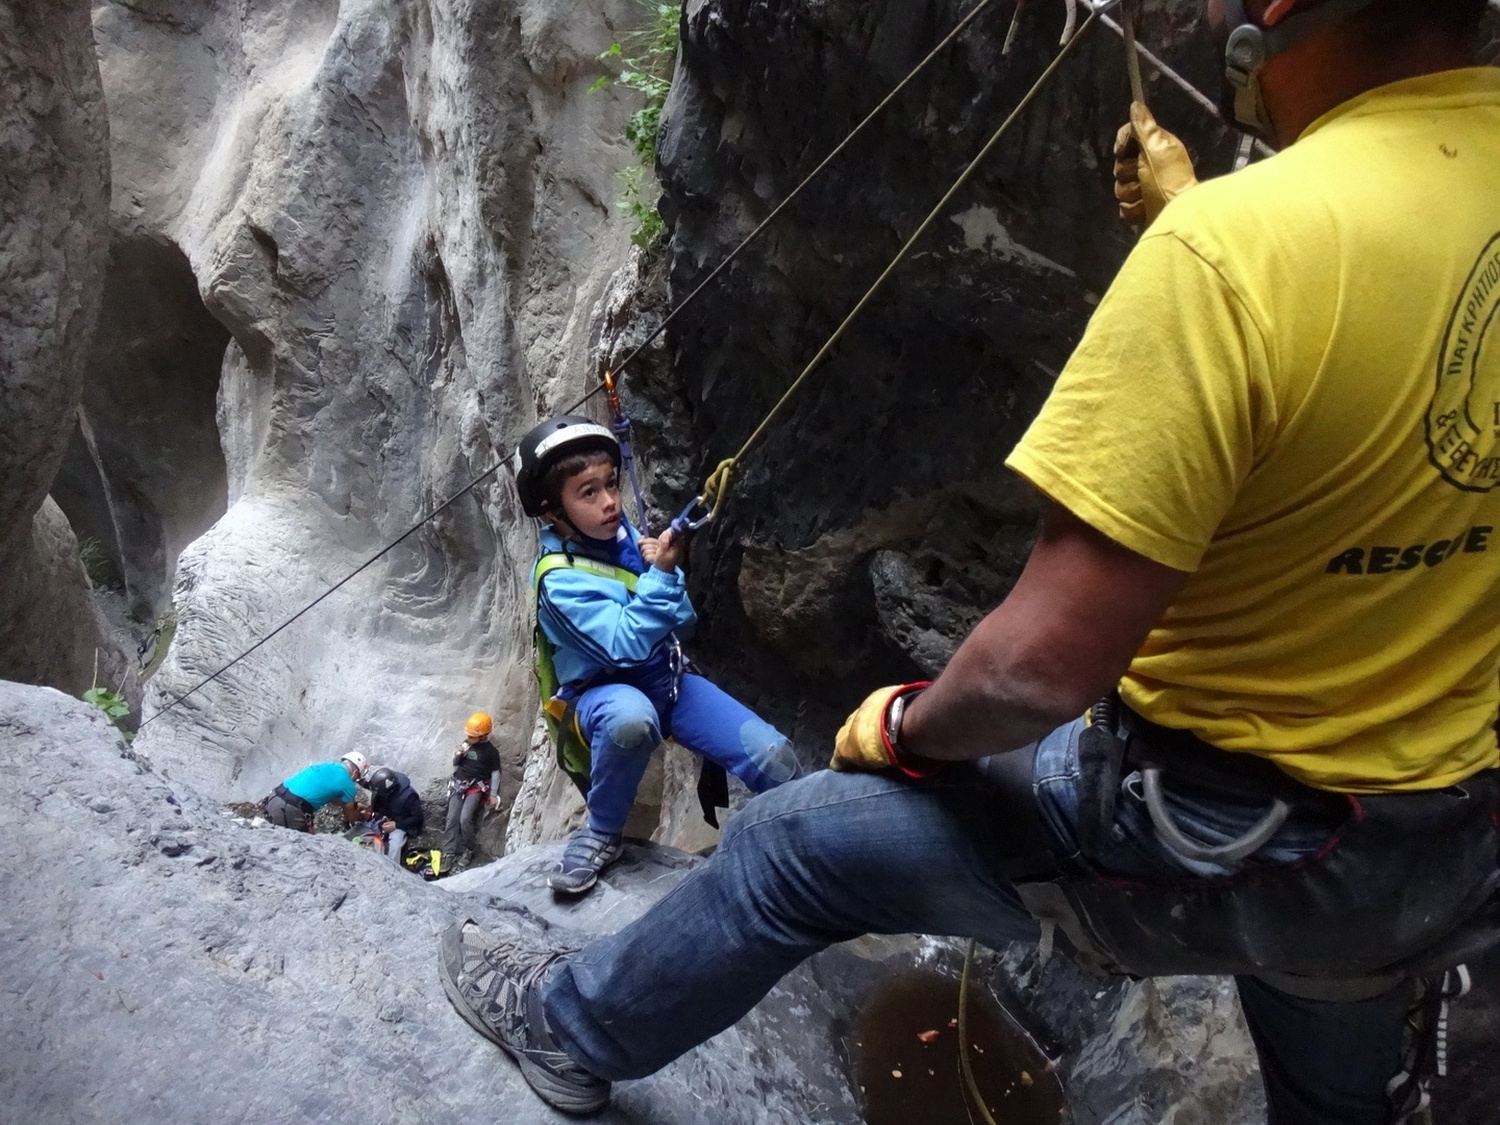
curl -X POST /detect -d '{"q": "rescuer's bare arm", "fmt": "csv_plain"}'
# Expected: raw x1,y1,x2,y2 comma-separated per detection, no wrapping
900,503,1189,761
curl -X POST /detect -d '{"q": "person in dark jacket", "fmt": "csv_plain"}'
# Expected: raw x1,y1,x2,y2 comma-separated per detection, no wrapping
365,766,425,865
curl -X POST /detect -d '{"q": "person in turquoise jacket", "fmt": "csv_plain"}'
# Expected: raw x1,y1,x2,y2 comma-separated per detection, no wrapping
260,751,369,833
513,415,801,895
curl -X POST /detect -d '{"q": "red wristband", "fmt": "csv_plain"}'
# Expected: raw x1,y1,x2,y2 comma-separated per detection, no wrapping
879,682,945,778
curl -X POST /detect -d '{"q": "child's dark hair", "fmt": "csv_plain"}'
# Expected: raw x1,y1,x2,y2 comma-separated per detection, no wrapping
541,449,616,512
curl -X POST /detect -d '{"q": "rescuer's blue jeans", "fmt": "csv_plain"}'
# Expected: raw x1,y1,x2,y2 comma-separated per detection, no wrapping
541,718,1409,1124
574,670,800,835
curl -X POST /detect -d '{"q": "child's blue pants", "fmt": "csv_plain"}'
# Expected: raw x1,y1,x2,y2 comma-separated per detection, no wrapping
572,670,799,835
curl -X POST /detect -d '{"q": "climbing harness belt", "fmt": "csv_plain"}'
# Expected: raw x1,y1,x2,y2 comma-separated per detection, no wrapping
530,552,639,796
953,720,1500,1120
671,2,1112,534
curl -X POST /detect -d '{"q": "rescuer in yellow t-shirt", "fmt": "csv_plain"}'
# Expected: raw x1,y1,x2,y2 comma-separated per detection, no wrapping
440,4,1500,1122
1009,65,1500,794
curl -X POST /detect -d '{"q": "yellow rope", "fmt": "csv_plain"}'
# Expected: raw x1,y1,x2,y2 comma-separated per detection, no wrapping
958,939,1000,1125
688,7,1103,525
606,0,1007,385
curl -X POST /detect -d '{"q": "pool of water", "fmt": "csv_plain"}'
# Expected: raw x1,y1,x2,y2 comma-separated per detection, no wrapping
855,968,1065,1125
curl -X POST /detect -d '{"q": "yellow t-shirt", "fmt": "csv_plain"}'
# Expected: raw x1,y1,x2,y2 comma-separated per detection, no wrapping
1006,68,1500,793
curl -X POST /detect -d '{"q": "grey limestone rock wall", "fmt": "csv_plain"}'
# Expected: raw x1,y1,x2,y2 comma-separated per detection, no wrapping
0,679,863,1123
55,233,232,625
86,0,648,806
1,677,1273,1124
0,500,113,700
0,0,116,695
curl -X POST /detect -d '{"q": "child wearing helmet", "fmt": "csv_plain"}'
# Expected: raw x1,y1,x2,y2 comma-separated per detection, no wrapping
364,765,425,865
442,712,502,870
512,415,801,896
260,752,368,833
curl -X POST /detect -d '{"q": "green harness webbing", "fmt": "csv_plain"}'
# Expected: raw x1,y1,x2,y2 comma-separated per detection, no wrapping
531,553,639,797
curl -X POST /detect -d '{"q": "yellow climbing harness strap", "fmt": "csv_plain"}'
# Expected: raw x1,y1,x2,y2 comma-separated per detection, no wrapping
678,4,1106,530
531,553,640,795
532,552,640,593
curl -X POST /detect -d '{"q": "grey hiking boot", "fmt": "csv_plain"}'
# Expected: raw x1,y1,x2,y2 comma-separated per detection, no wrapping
546,826,624,896
438,919,609,1115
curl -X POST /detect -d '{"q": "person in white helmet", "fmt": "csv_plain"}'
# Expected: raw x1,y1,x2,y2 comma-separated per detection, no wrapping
261,752,369,834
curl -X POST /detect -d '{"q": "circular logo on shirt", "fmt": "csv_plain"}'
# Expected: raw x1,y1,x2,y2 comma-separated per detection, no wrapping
1427,233,1500,492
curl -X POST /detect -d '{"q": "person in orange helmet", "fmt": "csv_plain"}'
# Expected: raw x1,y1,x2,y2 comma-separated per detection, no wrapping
440,712,502,872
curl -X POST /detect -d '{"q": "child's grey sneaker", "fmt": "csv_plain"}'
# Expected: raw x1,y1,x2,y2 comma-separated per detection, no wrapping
546,827,625,895
437,919,610,1115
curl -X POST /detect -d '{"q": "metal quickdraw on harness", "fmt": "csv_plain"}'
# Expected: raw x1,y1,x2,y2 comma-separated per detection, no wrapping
447,776,491,803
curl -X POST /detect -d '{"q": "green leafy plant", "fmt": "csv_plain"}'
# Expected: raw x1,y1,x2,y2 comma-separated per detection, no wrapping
77,536,122,590
617,164,666,248
81,649,132,734
83,686,131,723
592,2,680,247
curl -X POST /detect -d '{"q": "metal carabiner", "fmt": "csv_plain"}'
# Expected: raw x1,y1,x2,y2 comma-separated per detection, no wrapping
669,495,714,536
1141,767,1291,867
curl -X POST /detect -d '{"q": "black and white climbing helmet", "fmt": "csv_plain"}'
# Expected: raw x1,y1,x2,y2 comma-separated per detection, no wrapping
367,767,397,797
510,415,621,517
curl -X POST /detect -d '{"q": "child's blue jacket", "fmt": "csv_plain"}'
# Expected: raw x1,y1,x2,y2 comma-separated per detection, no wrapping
535,521,696,689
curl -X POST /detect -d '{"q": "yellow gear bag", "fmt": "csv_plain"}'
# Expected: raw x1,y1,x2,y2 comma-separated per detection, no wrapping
531,553,639,798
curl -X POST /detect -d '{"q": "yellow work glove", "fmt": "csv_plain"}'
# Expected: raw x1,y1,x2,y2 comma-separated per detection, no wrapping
1113,101,1198,228
830,686,899,772
830,682,942,776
